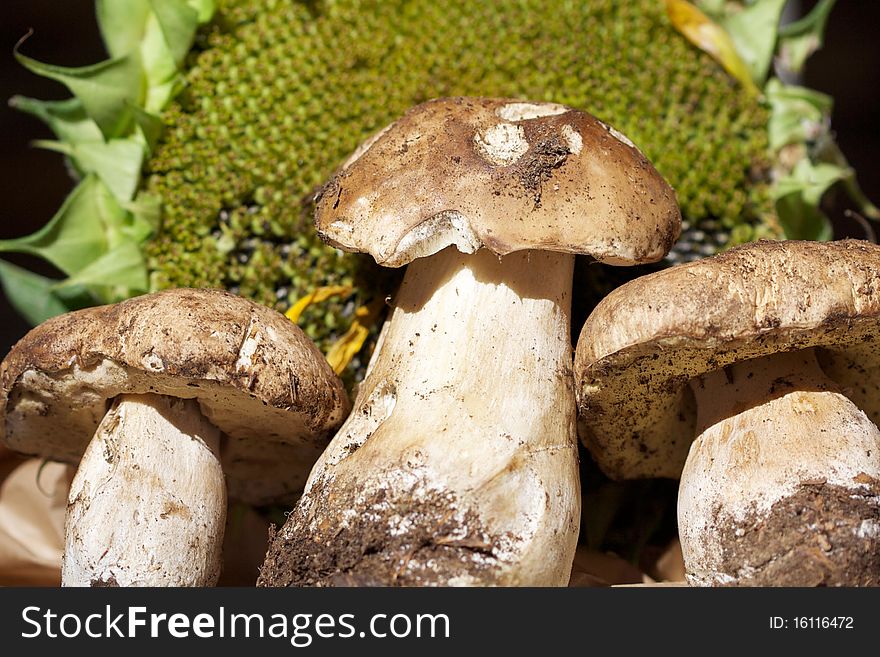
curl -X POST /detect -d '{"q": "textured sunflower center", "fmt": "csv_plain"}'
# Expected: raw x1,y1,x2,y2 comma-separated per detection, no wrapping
144,0,772,355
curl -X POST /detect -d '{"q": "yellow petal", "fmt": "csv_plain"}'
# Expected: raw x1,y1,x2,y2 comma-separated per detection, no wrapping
325,299,385,375
285,284,353,323
285,285,385,373
665,0,760,96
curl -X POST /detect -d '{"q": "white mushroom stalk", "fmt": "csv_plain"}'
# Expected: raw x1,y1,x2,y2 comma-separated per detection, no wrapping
679,349,880,586
64,394,225,587
260,247,580,586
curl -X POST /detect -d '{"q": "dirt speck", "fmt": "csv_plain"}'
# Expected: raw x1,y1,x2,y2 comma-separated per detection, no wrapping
90,574,119,587
159,500,190,520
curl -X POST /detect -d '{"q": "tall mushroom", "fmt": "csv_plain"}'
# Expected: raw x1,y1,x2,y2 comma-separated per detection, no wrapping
0,288,350,586
575,239,880,586
258,96,680,586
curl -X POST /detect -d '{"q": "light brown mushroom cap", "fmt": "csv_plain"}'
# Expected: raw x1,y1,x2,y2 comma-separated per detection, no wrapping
575,239,880,480
0,288,351,505
316,97,680,267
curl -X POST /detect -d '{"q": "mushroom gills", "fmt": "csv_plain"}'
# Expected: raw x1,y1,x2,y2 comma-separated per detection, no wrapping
679,349,880,586
63,393,226,587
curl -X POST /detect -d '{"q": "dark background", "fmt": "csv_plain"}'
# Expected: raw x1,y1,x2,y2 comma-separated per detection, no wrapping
1,0,879,353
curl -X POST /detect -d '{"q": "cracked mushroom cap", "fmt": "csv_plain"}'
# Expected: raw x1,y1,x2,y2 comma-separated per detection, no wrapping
575,239,880,480
316,96,680,267
0,288,351,505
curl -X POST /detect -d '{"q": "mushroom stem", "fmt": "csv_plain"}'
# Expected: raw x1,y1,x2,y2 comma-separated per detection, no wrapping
679,349,880,586
63,393,226,586
260,247,580,586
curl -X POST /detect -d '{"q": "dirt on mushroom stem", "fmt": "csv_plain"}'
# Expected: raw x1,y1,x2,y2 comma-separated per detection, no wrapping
713,480,880,587
258,483,505,587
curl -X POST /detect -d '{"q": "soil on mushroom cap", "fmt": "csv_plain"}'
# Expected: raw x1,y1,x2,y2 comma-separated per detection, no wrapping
511,126,572,208
257,482,508,587
709,479,880,586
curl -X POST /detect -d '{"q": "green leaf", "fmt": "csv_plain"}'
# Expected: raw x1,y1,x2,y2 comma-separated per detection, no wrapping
149,0,200,67
778,0,837,73
8,96,103,145
144,76,185,115
128,103,165,153
119,217,155,245
0,260,96,325
15,41,144,139
55,241,148,293
765,78,832,151
719,0,787,85
187,0,216,23
774,160,849,205
140,21,186,113
123,193,162,237
813,137,880,220
0,176,124,275
773,159,848,240
96,0,152,58
775,195,833,242
140,1,217,113
4,1,218,325
34,139,145,201
694,0,725,15
666,0,760,95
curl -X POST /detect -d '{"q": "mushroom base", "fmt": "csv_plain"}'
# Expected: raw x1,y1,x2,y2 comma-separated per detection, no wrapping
259,479,504,586
707,480,880,587
63,393,226,586
680,349,880,587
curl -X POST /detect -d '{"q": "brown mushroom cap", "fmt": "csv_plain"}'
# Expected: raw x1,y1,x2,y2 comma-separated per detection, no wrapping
0,288,351,505
575,239,880,480
316,97,680,267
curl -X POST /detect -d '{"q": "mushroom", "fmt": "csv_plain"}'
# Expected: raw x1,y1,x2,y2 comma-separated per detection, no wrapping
258,96,680,586
575,239,880,586
0,288,350,586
